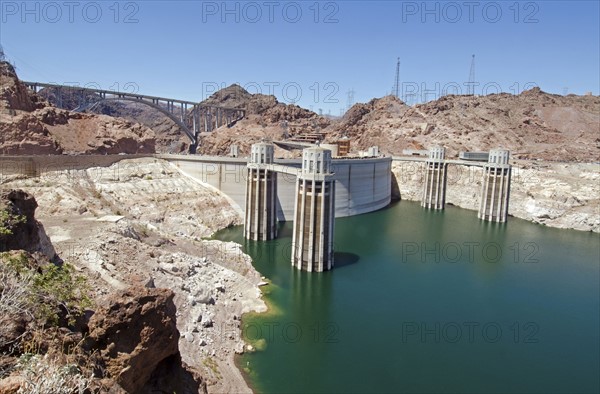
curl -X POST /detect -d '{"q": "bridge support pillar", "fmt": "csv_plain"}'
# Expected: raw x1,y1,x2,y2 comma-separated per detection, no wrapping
478,149,511,222
291,147,335,272
206,110,212,132
244,142,278,241
421,146,447,210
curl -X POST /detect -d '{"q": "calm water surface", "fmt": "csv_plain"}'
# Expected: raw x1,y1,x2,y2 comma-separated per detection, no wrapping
214,201,600,394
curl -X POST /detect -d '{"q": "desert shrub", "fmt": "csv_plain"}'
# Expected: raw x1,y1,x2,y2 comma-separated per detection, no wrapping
0,209,26,236
0,256,33,351
1,253,96,389
17,354,92,394
32,263,93,326
0,252,93,327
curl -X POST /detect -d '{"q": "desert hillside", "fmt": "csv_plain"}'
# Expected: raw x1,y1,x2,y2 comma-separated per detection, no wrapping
37,83,332,156
37,86,190,154
172,85,600,161
134,82,599,162
0,62,155,155
11,62,597,162
197,88,599,161
195,84,331,157
325,90,599,161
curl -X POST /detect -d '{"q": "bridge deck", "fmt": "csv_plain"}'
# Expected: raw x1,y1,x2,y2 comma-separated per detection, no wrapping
23,81,241,110
23,81,247,150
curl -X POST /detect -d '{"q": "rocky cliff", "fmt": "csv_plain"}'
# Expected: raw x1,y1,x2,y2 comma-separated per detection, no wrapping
1,158,266,393
196,84,330,157
86,286,206,394
0,62,156,155
0,189,55,257
392,160,600,233
0,189,208,393
327,89,599,162
38,87,190,154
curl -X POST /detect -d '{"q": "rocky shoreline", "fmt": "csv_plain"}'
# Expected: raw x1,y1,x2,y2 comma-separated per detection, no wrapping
392,160,600,233
1,154,597,393
1,157,267,393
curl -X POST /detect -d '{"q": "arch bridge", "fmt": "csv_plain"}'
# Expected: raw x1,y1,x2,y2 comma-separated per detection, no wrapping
24,81,246,152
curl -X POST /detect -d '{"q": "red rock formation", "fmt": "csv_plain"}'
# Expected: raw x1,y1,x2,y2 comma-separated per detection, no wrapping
0,190,206,393
86,286,205,393
0,61,156,155
325,90,600,161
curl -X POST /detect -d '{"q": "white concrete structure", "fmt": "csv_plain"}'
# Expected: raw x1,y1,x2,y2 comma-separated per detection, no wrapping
160,155,392,221
479,149,511,222
244,143,278,240
368,146,380,157
421,146,447,210
291,147,335,272
320,143,339,157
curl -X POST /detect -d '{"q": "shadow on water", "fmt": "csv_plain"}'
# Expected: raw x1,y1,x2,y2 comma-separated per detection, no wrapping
333,251,360,268
277,222,294,238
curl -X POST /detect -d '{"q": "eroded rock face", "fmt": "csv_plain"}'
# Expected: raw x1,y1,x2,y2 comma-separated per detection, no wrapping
0,187,206,392
2,158,263,393
0,62,44,112
86,286,182,393
326,90,600,162
141,355,206,394
0,189,55,257
0,61,156,155
391,161,600,233
196,84,331,156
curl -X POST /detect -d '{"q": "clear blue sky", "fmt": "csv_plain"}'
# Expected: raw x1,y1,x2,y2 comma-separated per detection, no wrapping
1,1,598,114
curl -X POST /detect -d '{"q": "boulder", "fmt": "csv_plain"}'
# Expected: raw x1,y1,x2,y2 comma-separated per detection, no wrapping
85,286,180,393
0,189,56,259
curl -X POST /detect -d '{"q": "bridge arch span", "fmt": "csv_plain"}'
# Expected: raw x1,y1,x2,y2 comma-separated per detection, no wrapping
77,97,196,143
24,81,248,154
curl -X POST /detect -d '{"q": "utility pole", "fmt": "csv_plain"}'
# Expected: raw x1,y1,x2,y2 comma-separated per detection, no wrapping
467,54,476,96
346,89,355,112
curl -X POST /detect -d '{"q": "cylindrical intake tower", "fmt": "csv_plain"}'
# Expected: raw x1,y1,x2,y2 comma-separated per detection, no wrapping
291,147,336,272
244,142,278,240
421,146,447,210
478,149,511,222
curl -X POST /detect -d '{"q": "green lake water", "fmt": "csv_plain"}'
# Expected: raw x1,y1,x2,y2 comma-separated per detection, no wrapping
214,201,600,394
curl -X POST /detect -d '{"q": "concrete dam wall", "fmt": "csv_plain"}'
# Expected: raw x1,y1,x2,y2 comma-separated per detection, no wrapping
158,154,392,221
0,154,392,221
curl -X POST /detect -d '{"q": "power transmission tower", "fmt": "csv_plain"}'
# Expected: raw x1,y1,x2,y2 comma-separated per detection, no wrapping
346,89,355,112
281,120,289,139
393,57,401,98
467,54,475,96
